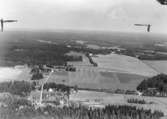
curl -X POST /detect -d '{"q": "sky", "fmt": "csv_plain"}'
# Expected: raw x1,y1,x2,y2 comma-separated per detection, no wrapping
0,0,167,33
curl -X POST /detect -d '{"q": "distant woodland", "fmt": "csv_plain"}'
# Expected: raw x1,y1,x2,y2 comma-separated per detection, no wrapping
1,31,167,67
2,40,81,66
0,39,110,67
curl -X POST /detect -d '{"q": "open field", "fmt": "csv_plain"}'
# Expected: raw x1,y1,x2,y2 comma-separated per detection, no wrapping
92,53,158,77
70,90,167,115
47,69,146,90
0,66,31,82
69,71,146,90
143,60,167,74
46,53,151,90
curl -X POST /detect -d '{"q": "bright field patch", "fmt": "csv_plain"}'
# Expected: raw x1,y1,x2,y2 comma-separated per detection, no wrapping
143,60,167,74
0,66,31,82
92,54,158,77
48,70,146,90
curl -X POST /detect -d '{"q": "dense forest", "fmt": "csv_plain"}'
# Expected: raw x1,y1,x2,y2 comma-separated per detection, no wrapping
137,74,167,96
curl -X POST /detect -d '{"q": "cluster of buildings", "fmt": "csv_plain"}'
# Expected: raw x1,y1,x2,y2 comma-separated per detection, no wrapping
28,88,69,108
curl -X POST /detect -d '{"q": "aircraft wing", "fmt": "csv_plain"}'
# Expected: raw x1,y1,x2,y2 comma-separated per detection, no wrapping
134,24,148,26
3,20,18,23
1,21,3,32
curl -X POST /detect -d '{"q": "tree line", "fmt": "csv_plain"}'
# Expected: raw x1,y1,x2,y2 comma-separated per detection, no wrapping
137,74,167,96
0,104,164,119
0,81,35,97
0,81,72,97
127,98,147,104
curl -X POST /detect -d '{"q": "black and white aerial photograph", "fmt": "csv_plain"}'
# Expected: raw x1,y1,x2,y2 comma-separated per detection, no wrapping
0,0,167,119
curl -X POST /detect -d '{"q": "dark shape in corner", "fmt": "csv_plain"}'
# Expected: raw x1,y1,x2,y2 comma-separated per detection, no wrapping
157,0,167,5
0,18,18,32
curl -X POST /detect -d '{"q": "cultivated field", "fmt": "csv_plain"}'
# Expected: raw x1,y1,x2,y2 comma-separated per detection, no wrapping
47,68,146,90
45,54,146,90
92,54,158,77
143,60,167,74
68,71,146,90
46,53,152,90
